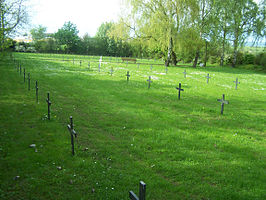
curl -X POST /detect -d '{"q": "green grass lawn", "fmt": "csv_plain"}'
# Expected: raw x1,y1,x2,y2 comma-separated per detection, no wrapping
0,52,265,200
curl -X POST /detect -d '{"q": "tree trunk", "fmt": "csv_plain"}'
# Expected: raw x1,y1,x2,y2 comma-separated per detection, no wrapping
171,50,177,66
220,30,226,66
232,30,238,68
165,36,173,67
193,50,199,68
204,40,207,67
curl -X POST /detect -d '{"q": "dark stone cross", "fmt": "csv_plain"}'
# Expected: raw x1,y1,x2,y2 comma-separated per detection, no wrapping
80,60,82,66
206,73,211,84
147,76,152,89
183,69,187,78
23,68,26,83
35,81,38,103
46,92,52,120
217,94,229,115
126,71,130,82
233,78,240,90
110,67,114,76
129,181,146,200
28,73,30,91
176,83,184,100
67,116,77,156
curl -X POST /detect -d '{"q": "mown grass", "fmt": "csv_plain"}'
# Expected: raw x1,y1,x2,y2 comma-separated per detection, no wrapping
0,52,265,200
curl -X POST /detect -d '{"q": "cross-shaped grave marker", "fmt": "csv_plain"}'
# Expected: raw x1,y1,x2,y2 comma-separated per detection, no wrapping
206,73,211,84
67,116,77,156
233,78,240,90
80,60,82,66
126,71,130,82
183,69,187,78
110,67,114,76
129,181,146,200
176,83,184,100
98,63,101,72
88,62,90,69
46,92,52,120
165,67,168,74
28,73,30,91
217,94,229,115
35,81,38,103
23,68,26,83
147,76,152,89
150,65,153,72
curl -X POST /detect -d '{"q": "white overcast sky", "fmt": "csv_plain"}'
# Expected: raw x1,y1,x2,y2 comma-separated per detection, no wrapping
27,0,124,37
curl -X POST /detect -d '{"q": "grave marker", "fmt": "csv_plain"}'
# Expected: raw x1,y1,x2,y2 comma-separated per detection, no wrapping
183,69,187,78
150,65,153,72
98,63,101,72
126,71,130,82
233,78,240,90
73,58,75,64
206,73,211,84
88,62,90,69
165,67,168,74
147,76,152,89
137,64,140,69
176,83,184,100
217,94,229,115
28,73,30,91
35,81,38,103
46,92,52,120
129,181,146,200
110,67,114,76
67,116,77,156
80,60,82,66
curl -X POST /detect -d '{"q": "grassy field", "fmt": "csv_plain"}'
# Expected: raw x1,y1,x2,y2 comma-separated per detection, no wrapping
0,52,265,200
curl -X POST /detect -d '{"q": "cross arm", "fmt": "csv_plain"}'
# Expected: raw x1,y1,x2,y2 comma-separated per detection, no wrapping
129,191,139,200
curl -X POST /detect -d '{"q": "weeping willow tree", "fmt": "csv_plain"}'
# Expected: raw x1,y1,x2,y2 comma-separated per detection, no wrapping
0,0,28,52
111,0,197,66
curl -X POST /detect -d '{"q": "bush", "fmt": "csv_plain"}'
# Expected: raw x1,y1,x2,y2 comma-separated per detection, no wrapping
254,53,266,69
243,53,255,64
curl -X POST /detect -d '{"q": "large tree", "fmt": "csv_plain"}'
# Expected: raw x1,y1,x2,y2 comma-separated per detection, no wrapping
54,21,80,54
0,0,28,51
30,25,47,41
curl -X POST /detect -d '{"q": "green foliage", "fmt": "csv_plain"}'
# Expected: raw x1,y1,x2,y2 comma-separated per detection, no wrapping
30,25,47,41
54,21,80,54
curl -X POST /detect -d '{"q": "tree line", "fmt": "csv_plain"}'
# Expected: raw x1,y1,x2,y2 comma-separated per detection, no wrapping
1,0,265,68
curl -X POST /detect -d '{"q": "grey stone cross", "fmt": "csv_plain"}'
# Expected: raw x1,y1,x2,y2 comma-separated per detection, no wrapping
110,67,114,76
217,94,229,115
183,69,187,78
126,71,130,82
206,73,211,84
176,83,184,100
147,76,152,89
165,67,168,74
150,65,153,72
67,116,77,156
129,181,146,200
233,78,240,90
